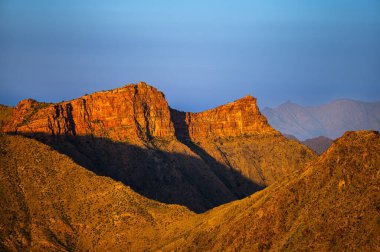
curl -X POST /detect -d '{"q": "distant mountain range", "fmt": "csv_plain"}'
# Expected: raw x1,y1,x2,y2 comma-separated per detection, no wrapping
262,99,380,140
301,136,333,155
283,134,333,155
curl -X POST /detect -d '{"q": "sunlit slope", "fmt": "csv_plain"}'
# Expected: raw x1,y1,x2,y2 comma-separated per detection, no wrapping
0,134,194,251
163,131,380,251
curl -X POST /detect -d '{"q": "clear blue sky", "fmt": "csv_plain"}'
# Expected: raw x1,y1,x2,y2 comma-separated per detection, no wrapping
1,0,379,111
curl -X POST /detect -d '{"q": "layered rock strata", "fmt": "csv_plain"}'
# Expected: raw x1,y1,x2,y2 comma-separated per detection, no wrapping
3,82,174,143
170,95,278,140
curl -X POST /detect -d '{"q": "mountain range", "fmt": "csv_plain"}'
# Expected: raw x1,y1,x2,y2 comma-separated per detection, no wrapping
0,82,314,213
262,99,380,140
0,82,379,251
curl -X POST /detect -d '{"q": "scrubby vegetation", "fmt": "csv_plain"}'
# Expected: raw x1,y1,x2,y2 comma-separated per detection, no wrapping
1,131,379,251
0,104,12,129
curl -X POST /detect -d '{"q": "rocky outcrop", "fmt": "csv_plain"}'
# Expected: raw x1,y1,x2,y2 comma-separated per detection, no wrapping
171,95,278,141
3,82,175,143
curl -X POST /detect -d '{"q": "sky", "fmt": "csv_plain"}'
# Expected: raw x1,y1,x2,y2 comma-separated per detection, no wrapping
0,0,379,111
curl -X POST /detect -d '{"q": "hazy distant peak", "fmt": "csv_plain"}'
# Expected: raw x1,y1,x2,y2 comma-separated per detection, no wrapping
277,100,300,108
262,99,380,140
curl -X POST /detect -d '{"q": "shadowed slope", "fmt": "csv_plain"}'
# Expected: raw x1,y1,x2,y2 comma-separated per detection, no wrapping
18,133,244,213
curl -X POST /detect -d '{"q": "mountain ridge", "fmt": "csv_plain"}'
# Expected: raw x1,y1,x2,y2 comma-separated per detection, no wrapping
3,83,279,142
1,82,315,212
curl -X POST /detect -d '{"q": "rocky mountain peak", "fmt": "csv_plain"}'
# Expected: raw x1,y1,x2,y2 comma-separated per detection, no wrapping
2,83,175,143
15,98,38,108
171,94,278,141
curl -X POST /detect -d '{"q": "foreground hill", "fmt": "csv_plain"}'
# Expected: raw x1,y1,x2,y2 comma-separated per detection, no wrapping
1,82,315,212
0,134,194,251
163,130,380,251
262,99,380,140
1,131,378,251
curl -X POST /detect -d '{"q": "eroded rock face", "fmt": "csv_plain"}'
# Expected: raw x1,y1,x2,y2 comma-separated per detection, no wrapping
171,95,278,141
3,82,175,143
3,85,277,143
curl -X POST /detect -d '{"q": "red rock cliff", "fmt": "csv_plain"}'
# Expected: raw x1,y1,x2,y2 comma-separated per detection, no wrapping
3,83,279,143
171,95,278,140
3,82,175,142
